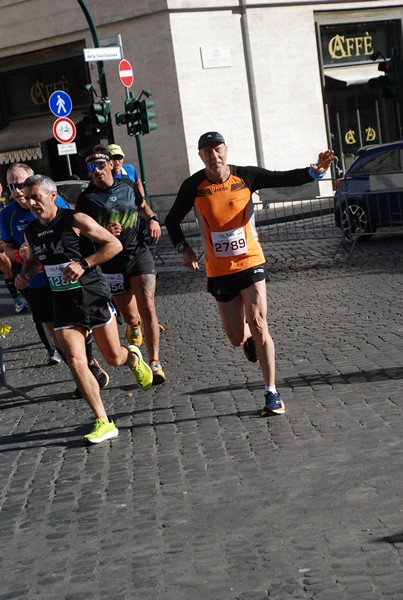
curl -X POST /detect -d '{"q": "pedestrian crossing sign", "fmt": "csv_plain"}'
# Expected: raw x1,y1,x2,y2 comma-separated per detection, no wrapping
49,90,73,118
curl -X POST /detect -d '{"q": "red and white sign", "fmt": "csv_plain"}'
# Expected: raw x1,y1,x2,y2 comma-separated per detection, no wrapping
53,117,76,144
119,59,134,88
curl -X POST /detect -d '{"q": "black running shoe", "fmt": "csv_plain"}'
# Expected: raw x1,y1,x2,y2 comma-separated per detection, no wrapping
72,358,110,399
89,358,110,388
242,337,258,362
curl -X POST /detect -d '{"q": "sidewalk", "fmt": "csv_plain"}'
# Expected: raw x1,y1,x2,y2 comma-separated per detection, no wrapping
0,236,402,600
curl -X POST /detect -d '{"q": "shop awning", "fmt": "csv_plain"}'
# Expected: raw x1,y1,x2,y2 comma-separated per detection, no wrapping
0,112,84,165
324,64,380,87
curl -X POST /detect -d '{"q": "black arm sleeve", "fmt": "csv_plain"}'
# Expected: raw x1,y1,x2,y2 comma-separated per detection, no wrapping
233,165,313,192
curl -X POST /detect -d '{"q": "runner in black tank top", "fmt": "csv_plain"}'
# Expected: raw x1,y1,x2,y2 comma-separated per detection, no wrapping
18,174,154,444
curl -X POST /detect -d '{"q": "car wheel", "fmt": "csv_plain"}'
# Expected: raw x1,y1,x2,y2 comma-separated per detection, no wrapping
341,201,375,240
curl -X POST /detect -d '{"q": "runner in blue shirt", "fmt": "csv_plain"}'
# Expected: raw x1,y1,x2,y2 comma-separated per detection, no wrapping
0,163,109,395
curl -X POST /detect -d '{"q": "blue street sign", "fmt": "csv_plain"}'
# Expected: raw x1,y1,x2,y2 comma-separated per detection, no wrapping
49,90,73,118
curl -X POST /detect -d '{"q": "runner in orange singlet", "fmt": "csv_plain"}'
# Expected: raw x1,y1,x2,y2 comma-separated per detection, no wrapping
166,131,335,416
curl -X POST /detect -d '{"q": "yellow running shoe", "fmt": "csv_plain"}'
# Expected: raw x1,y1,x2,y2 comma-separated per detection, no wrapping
128,345,153,391
0,323,11,337
126,323,142,346
150,361,166,385
83,418,119,444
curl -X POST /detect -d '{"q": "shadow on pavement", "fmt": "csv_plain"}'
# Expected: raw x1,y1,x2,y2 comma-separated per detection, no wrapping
283,366,403,387
0,424,88,451
374,532,403,545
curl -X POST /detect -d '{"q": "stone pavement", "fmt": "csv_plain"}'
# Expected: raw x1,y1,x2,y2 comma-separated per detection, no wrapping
0,235,402,600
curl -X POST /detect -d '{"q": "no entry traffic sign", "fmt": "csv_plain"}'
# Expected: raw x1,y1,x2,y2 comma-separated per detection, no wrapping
119,59,134,88
53,117,76,144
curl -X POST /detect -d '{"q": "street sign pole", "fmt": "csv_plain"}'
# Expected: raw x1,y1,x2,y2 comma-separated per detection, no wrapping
116,57,148,192
135,134,148,196
66,154,72,177
49,92,75,176
77,0,114,143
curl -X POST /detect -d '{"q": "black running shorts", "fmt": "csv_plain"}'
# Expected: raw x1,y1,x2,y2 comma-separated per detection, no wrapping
53,295,116,331
207,263,267,303
28,285,54,323
102,247,157,295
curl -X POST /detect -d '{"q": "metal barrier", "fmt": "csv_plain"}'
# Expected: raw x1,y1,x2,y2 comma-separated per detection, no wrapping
150,179,403,263
149,191,340,265
253,194,338,242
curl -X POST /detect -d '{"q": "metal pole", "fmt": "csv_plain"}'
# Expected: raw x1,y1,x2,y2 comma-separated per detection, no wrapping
239,0,265,167
66,154,72,176
0,346,34,402
135,134,148,195
76,0,114,142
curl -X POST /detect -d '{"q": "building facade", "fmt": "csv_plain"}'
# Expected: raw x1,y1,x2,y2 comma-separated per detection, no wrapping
0,0,401,196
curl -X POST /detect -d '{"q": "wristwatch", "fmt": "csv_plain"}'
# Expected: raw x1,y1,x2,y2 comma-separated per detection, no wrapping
176,241,188,254
79,258,90,271
148,214,160,222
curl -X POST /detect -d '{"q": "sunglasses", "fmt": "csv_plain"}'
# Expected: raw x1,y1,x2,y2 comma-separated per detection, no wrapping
8,183,24,191
87,161,107,173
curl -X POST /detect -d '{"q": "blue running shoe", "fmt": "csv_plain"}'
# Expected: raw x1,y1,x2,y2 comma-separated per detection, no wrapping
260,391,285,416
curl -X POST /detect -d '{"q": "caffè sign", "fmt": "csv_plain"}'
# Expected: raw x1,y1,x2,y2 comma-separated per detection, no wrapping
320,20,400,66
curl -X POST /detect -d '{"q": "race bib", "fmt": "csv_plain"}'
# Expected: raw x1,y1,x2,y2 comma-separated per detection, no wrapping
44,262,82,292
211,227,247,257
103,272,126,295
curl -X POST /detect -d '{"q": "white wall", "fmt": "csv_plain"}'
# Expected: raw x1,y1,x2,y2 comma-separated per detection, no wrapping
0,0,401,197
170,5,329,181
250,7,329,169
170,10,257,176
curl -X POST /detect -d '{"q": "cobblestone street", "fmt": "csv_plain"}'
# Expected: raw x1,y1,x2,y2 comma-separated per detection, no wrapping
0,236,402,600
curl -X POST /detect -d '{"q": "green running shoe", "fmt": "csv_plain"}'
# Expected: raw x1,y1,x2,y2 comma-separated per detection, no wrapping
128,345,153,391
83,418,119,444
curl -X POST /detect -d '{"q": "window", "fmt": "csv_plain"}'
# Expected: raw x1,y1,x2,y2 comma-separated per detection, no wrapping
353,148,401,174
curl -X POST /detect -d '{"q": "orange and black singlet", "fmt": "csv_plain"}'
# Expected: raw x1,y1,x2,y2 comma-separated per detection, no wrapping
166,164,313,278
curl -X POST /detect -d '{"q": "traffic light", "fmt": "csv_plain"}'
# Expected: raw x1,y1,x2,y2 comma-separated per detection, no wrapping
115,95,141,136
124,96,141,136
88,100,110,138
115,111,128,126
368,56,403,100
115,93,158,137
138,99,157,135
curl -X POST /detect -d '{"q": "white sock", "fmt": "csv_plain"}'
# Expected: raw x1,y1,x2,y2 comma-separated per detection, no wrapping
265,385,277,394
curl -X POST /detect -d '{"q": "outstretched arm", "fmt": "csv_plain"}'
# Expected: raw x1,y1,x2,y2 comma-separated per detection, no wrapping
310,150,336,175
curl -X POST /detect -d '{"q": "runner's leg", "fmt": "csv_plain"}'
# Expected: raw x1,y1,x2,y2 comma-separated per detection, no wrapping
112,290,140,326
216,293,250,347
91,319,131,367
130,273,160,362
55,325,108,420
240,280,275,387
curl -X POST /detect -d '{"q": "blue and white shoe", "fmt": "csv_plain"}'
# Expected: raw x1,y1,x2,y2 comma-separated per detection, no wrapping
260,391,285,416
14,296,29,314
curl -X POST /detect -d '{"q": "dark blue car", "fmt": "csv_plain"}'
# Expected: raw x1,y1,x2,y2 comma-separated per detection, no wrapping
334,140,403,239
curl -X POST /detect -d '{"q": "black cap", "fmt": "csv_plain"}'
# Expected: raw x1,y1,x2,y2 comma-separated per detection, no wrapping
198,131,226,149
